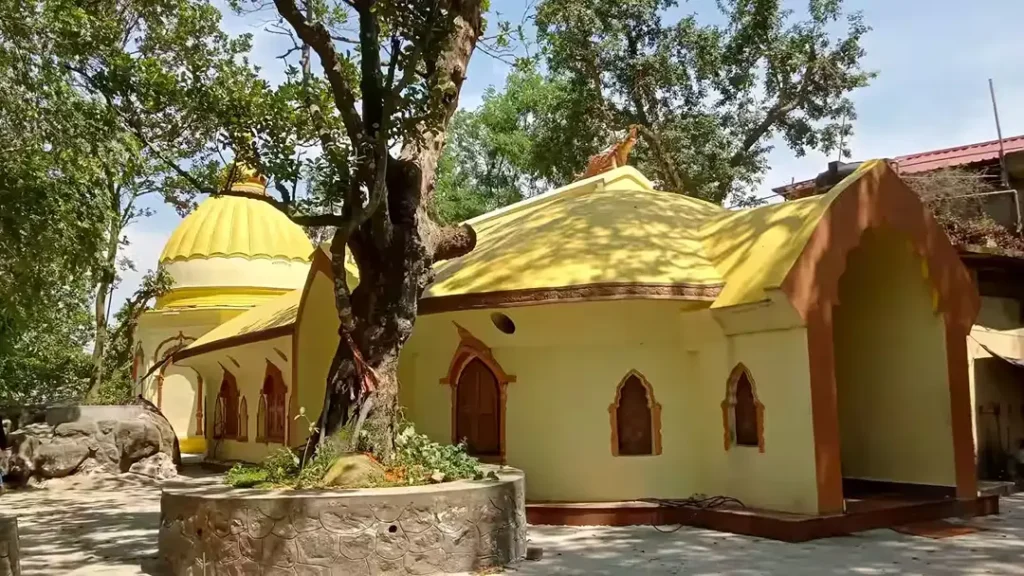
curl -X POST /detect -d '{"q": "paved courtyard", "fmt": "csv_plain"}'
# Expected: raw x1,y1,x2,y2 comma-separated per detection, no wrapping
2,474,1023,575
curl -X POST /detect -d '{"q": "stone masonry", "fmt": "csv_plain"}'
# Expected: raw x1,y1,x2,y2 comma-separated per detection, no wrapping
0,515,20,576
158,467,526,575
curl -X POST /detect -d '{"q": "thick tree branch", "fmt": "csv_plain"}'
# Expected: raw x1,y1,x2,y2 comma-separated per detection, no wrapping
635,124,688,193
433,224,477,261
274,0,365,145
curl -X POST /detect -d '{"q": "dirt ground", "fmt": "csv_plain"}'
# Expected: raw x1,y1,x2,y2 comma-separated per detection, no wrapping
2,473,1023,575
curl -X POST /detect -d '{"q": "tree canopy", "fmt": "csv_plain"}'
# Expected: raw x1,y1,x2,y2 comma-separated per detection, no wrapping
433,0,874,222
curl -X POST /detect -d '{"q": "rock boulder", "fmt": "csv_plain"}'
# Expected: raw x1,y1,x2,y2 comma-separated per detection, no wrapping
323,453,386,487
129,453,178,480
34,442,90,478
0,400,179,486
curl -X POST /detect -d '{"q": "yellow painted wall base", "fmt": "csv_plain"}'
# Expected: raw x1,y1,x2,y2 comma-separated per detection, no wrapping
179,437,207,454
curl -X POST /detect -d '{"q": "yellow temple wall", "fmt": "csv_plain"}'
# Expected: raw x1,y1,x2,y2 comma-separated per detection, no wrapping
401,299,821,514
691,314,820,515
291,266,341,447
136,307,240,453
832,230,956,487
179,336,293,463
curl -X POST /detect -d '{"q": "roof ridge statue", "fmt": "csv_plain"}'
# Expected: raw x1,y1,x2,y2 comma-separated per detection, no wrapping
577,125,639,181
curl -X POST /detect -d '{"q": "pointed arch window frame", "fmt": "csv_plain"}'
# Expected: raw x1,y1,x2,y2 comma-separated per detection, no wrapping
440,323,516,464
721,363,765,453
608,370,663,457
213,368,240,440
258,360,287,445
238,396,249,442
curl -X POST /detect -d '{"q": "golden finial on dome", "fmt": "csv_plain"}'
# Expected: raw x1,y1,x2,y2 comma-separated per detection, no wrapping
220,162,268,196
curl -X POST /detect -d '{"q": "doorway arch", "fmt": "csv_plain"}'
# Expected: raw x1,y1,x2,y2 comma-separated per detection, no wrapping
441,323,516,463
455,358,501,457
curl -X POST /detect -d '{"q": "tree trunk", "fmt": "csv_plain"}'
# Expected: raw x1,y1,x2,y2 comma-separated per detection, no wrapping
84,207,121,402
296,0,484,464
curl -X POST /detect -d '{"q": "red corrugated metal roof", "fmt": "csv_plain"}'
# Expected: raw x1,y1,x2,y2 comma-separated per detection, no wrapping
895,134,1024,174
773,134,1024,196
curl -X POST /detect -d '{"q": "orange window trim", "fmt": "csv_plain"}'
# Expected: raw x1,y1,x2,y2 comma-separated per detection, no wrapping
721,363,766,453
608,370,663,457
440,323,515,464
261,360,287,444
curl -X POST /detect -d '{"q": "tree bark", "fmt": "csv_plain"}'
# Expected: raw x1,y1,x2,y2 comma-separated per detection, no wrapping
306,0,484,463
84,184,122,403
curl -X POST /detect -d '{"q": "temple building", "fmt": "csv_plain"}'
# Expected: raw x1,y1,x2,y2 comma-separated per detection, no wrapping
137,159,984,522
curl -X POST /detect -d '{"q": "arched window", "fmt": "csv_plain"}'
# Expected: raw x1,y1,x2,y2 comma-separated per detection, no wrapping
213,370,239,440
609,370,662,456
256,395,267,443
238,396,249,442
259,362,287,444
721,363,765,452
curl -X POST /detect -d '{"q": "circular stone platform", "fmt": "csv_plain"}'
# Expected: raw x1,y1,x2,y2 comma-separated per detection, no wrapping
158,467,526,575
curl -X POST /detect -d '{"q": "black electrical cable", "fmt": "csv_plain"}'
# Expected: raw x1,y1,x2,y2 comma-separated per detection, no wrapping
641,495,746,533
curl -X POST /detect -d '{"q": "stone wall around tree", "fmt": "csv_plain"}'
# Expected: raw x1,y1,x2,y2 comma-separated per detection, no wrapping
158,467,527,575
0,515,20,576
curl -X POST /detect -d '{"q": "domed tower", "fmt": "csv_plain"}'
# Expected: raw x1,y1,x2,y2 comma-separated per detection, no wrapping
134,166,313,454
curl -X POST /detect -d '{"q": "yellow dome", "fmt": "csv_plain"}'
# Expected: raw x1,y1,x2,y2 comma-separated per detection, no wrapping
154,172,315,310
159,195,313,263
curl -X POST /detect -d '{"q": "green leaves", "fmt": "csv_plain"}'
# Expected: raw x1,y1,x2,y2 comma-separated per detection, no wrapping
531,0,874,203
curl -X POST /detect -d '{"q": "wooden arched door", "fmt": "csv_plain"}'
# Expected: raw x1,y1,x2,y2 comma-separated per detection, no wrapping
455,358,501,457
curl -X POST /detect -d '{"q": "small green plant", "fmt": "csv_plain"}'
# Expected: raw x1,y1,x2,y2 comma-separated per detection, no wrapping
223,415,491,489
391,423,487,485
225,448,299,488
224,465,270,488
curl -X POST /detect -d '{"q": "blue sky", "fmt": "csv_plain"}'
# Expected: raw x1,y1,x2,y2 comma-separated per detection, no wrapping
115,0,1024,305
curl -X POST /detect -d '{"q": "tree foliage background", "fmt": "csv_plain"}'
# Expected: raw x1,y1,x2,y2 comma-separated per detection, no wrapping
0,0,249,405
434,0,874,223
0,0,874,431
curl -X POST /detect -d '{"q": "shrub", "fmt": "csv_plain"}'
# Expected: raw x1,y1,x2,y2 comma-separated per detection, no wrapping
391,423,487,485
224,448,299,488
223,421,491,489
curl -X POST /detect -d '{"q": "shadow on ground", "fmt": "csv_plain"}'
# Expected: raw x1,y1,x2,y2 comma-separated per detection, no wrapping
2,474,1023,575
509,495,1024,575
0,469,221,576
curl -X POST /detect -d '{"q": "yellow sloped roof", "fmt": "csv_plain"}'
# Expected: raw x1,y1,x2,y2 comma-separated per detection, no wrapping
700,161,878,308
176,288,303,360
172,249,361,360
423,161,896,311
160,195,313,263
425,167,726,298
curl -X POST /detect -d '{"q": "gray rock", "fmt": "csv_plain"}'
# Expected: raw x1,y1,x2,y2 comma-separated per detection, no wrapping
0,402,180,485
134,402,181,466
34,441,90,478
3,433,40,483
115,420,160,465
128,452,178,480
53,421,99,439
